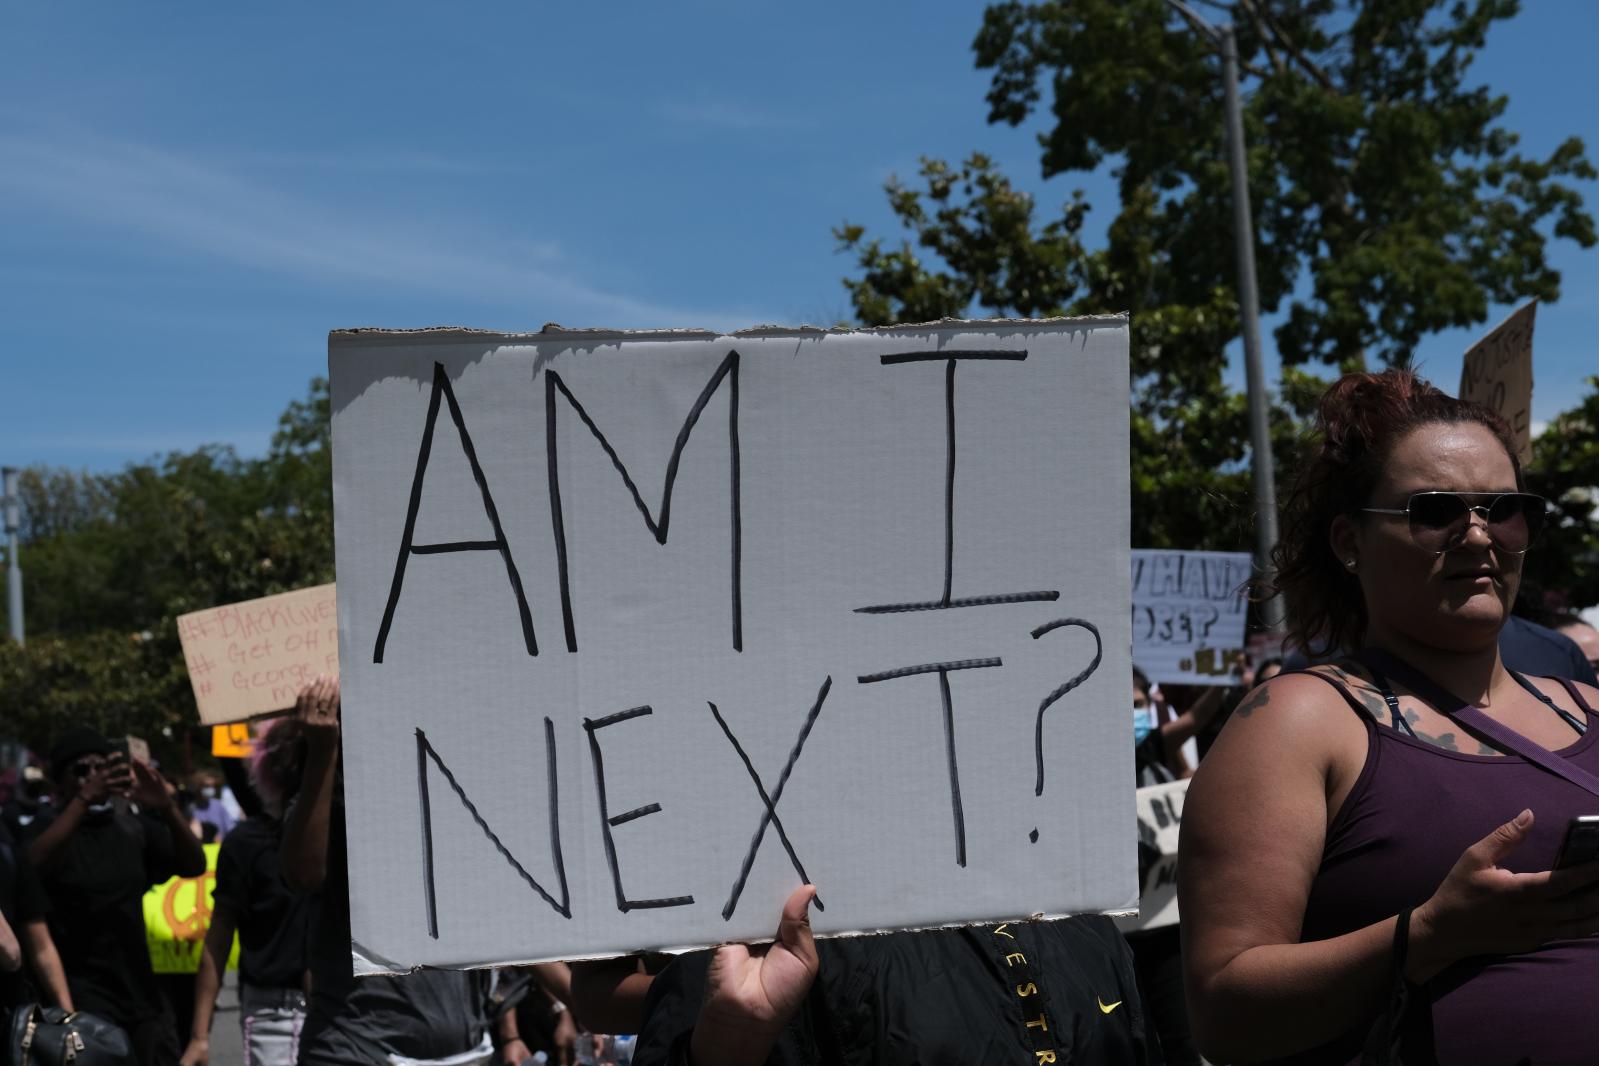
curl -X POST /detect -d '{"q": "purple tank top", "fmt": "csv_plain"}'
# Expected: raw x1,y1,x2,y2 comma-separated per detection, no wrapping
1284,672,1599,1064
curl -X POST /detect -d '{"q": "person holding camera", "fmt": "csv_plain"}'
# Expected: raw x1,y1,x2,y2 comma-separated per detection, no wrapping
25,727,206,1066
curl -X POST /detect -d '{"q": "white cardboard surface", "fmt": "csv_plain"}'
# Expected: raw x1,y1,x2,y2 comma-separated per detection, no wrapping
1131,549,1251,686
329,319,1134,971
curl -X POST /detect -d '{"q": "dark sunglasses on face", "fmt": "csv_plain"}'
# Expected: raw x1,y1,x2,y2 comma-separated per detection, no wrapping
1360,491,1547,555
71,758,107,778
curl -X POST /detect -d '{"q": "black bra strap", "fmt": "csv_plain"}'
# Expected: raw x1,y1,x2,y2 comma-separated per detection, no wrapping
1554,676,1599,717
1510,670,1588,735
1360,662,1419,739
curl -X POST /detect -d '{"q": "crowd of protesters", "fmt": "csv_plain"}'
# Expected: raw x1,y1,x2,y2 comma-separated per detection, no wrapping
3,366,1599,1066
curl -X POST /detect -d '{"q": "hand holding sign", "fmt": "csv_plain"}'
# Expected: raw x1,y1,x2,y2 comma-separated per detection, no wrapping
694,884,820,1066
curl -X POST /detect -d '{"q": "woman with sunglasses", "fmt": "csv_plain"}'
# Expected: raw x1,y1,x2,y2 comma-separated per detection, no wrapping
1179,369,1599,1064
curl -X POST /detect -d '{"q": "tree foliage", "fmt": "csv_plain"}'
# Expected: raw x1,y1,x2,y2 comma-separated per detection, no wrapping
0,379,334,762
836,0,1595,565
1522,377,1599,615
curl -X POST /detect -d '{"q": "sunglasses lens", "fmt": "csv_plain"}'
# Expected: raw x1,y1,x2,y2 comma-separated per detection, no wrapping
1407,494,1469,550
1486,494,1544,552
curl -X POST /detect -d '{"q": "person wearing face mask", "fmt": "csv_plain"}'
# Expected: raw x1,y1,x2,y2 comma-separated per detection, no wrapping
188,771,237,843
25,727,207,1066
1132,668,1227,785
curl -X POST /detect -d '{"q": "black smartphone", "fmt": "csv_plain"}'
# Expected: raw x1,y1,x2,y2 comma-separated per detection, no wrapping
1554,815,1599,869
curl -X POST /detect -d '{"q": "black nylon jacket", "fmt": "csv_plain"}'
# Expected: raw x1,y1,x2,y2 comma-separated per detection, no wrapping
635,914,1158,1065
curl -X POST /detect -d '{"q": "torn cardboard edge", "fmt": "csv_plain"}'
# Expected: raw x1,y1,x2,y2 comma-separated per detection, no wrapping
352,903,1144,976
327,313,1131,347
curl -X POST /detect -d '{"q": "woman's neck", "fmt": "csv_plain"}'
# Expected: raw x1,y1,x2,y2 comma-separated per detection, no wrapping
1362,621,1509,706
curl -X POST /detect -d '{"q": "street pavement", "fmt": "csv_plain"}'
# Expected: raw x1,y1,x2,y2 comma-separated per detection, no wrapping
209,969,244,1066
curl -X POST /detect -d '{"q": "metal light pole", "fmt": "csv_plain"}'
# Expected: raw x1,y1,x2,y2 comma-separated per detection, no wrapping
2,466,21,645
1169,0,1284,630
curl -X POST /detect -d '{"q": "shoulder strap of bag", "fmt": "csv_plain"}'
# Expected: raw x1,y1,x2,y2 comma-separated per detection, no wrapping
1357,647,1599,800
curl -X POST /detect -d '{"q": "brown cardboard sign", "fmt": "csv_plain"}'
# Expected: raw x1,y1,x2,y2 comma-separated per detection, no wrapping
177,584,338,725
1459,300,1536,464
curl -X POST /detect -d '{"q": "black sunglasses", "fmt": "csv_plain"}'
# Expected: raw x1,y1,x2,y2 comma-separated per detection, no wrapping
70,758,107,778
1360,491,1547,555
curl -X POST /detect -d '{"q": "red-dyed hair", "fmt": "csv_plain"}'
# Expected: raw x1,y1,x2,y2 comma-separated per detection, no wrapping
249,716,308,818
1268,369,1521,655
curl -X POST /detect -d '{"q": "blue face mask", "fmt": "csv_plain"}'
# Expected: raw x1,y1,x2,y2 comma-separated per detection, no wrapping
1133,706,1155,745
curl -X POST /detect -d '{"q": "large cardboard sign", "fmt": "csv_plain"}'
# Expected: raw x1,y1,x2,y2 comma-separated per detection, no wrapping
330,319,1134,971
1131,550,1251,686
177,585,339,725
1115,779,1187,933
1459,300,1536,464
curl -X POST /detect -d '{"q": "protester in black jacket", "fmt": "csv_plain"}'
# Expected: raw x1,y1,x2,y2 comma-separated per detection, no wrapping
633,886,1155,1066
27,727,207,1066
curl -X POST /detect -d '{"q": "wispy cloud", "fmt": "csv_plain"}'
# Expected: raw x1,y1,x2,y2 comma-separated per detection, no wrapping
654,98,803,131
223,146,513,177
0,122,767,330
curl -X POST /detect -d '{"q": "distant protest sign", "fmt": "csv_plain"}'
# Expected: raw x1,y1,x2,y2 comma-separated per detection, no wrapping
144,843,239,973
177,584,339,725
1459,300,1535,464
1115,779,1187,933
330,318,1134,971
1131,549,1251,686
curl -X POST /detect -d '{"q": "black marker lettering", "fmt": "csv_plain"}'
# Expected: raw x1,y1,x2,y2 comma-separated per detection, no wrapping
710,676,831,921
859,657,1005,866
375,362,537,663
547,351,742,653
860,350,1051,614
584,707,694,912
1031,618,1104,797
415,720,570,938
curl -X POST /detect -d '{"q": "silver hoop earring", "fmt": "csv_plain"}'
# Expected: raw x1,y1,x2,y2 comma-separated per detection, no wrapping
1345,559,1358,569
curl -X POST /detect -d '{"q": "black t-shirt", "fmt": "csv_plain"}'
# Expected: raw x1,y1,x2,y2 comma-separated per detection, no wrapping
26,803,184,1025
298,793,488,1066
212,817,315,991
0,821,51,1008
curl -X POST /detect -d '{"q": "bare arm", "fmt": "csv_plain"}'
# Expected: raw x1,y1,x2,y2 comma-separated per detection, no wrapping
180,905,238,1066
129,759,207,878
0,909,19,972
1158,685,1226,750
19,920,73,1011
1180,675,1599,1062
281,676,341,892
568,957,653,1034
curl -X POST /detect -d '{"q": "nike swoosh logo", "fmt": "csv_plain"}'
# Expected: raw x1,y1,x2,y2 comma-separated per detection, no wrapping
1098,997,1122,1015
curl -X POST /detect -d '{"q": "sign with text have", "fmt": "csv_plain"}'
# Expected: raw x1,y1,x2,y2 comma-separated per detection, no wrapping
330,319,1134,971
1458,300,1536,464
177,584,339,725
1131,550,1251,686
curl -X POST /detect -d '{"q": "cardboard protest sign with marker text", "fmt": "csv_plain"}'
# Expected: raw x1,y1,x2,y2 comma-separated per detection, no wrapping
1131,549,1251,686
1459,300,1536,464
330,319,1135,971
1115,779,1187,933
177,584,339,725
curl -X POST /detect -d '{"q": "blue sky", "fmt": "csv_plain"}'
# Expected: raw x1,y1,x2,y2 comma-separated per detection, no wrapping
3,2,1595,471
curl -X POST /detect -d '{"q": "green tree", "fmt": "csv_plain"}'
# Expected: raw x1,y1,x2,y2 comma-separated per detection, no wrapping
0,379,335,760
838,0,1595,560
1522,377,1599,614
